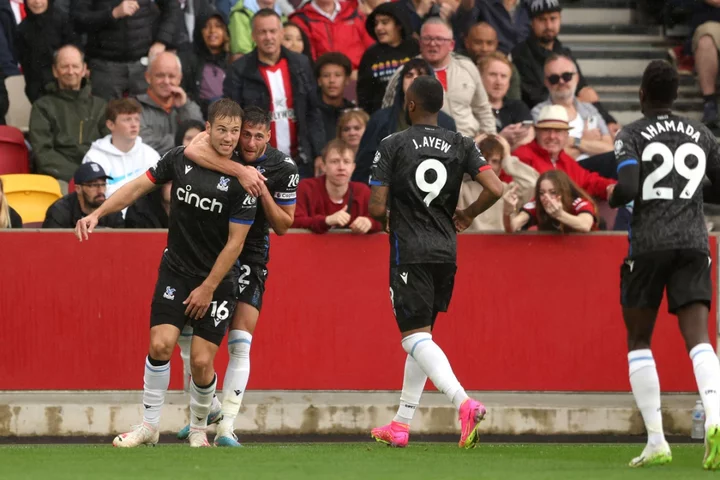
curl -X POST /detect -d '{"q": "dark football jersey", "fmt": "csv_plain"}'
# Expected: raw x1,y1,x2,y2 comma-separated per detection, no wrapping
370,124,490,264
614,113,720,256
238,146,299,265
147,147,257,279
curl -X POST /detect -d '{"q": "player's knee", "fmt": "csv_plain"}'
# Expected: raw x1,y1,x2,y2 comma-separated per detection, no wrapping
190,351,214,375
148,338,174,360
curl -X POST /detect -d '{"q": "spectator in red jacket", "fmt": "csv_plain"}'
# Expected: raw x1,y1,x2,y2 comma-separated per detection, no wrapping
292,138,382,234
512,104,615,201
289,0,375,72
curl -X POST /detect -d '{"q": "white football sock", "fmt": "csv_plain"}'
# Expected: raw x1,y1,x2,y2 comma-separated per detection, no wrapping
177,326,193,387
690,343,720,428
393,354,427,425
142,356,170,427
219,330,252,430
401,333,468,410
190,374,217,430
628,349,665,446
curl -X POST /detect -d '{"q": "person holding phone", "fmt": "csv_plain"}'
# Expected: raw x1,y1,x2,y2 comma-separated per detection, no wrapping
479,52,534,151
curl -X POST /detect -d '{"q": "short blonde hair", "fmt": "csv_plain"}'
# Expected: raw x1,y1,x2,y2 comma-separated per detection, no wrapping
322,139,353,162
336,109,369,139
478,51,513,76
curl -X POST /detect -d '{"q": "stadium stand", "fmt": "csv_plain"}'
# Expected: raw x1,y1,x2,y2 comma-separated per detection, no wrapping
0,125,29,174
0,173,61,226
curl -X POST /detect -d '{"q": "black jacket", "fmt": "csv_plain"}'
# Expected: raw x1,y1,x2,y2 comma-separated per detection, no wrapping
511,33,615,124
9,206,22,227
319,97,355,146
73,0,178,62
16,0,79,103
357,1,418,115
0,70,7,125
223,47,325,164
180,9,230,118
125,189,169,228
169,0,212,52
353,60,456,184
0,0,18,76
42,192,124,228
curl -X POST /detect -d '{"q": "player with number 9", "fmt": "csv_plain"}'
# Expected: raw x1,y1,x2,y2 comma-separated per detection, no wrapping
176,106,299,446
609,60,720,470
368,76,504,449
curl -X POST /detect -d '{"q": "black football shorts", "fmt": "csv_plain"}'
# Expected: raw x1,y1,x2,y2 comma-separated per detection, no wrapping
150,260,237,346
235,260,268,312
389,263,457,333
620,249,712,314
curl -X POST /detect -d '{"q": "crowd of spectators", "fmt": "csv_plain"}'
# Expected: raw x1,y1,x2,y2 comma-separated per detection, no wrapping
0,0,711,234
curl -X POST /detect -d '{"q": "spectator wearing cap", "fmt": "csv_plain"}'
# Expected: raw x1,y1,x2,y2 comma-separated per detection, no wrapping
228,0,288,57
289,0,375,72
42,162,125,228
179,8,232,118
512,104,615,201
354,57,457,183
82,99,160,201
480,51,533,151
530,54,614,176
292,139,382,234
357,2,419,115
511,0,618,135
15,0,79,103
463,22,520,101
137,51,203,156
382,17,496,138
73,0,179,100
224,9,325,178
30,45,109,186
455,0,530,55
316,52,356,147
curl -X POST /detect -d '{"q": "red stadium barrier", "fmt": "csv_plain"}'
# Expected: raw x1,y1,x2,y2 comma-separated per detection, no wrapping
0,232,716,392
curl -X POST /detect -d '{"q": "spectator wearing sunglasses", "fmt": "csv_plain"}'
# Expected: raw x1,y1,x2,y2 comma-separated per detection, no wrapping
530,54,613,167
511,0,618,136
42,162,125,228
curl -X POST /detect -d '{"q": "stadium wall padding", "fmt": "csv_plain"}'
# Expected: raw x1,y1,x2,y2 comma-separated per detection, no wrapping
0,231,716,392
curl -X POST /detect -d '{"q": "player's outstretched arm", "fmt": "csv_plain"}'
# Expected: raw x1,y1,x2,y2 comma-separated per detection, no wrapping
184,132,266,197
74,174,155,241
368,185,389,224
184,222,252,320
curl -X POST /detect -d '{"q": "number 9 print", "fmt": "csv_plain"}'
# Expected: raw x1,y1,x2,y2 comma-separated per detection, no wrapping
641,142,706,200
416,159,448,207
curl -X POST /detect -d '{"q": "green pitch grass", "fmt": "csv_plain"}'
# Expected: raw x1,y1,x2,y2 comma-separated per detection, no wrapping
0,443,714,480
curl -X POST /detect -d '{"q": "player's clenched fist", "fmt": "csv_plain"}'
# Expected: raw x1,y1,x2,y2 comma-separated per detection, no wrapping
75,214,99,242
183,283,214,320
326,207,351,227
452,208,473,233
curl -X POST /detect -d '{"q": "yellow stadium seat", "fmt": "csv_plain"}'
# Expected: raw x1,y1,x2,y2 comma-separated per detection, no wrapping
0,174,62,225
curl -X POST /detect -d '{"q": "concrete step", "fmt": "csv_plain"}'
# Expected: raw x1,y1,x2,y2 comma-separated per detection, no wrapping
571,47,666,60
0,390,699,437
562,0,637,7
562,32,666,44
576,57,652,77
595,84,700,98
562,8,634,25
610,110,703,126
562,24,662,36
600,96,701,112
588,75,697,87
